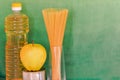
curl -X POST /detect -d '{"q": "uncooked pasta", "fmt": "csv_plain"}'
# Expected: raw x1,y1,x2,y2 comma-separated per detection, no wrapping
42,8,68,80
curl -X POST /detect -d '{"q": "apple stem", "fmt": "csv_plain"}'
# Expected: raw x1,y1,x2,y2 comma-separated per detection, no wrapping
32,40,34,46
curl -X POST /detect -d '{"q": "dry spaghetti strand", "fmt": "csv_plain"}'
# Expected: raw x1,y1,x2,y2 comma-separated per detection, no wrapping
42,8,68,80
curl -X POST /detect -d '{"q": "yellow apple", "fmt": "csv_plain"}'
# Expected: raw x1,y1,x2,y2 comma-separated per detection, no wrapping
20,44,47,71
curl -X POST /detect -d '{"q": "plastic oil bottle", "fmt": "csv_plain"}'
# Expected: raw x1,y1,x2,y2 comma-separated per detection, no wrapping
5,2,29,80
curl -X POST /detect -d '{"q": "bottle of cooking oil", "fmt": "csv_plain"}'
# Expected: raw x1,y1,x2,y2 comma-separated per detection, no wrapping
5,2,29,80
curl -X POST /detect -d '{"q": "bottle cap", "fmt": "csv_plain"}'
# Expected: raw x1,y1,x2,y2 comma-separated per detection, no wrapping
12,2,22,11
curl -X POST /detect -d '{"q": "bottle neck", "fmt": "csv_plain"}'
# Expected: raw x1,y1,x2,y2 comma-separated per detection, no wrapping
13,10,21,14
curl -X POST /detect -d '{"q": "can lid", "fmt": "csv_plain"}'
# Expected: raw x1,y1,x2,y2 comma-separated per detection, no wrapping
12,2,22,11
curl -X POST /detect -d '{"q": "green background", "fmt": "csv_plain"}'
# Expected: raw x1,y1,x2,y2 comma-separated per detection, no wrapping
1,0,120,80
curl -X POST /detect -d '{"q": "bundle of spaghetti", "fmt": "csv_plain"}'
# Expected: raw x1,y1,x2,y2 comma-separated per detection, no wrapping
42,8,68,80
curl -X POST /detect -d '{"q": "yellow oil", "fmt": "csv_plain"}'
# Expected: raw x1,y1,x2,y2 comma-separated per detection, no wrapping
5,11,29,80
